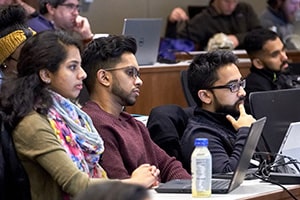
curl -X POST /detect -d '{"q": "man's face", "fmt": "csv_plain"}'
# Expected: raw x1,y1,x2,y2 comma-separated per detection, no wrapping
209,63,246,117
257,37,289,72
109,52,143,107
213,0,238,15
282,0,300,22
51,0,80,31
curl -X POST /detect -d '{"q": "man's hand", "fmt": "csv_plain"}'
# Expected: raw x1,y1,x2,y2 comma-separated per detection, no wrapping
226,34,239,48
226,104,256,131
122,164,160,188
73,15,93,41
169,7,189,23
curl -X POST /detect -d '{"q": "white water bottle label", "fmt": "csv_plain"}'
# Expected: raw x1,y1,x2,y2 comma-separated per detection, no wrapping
195,158,211,191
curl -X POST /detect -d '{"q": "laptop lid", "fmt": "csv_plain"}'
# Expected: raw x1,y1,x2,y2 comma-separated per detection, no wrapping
155,117,266,194
275,122,300,173
122,18,162,66
249,88,300,154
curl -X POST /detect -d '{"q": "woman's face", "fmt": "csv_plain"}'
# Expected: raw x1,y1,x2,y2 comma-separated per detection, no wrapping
47,45,87,99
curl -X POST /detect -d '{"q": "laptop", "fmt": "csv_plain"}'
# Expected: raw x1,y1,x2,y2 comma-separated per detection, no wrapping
155,117,267,194
274,122,300,173
249,88,300,154
122,18,162,65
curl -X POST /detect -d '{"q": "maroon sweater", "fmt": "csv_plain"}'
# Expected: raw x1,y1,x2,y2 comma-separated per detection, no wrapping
82,101,191,182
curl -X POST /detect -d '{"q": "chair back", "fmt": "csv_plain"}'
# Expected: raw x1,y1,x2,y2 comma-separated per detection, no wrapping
147,104,194,163
180,70,197,107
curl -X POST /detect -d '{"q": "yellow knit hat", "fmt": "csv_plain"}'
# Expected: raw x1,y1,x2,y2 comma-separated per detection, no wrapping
0,28,36,64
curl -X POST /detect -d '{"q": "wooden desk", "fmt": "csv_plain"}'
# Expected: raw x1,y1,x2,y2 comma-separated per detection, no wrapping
151,179,300,200
126,59,251,115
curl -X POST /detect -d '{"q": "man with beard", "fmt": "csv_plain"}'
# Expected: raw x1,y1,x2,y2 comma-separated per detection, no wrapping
27,0,93,45
180,50,256,173
243,28,297,113
81,35,191,183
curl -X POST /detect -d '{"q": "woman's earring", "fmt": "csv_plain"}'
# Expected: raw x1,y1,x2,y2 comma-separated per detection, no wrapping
45,79,51,84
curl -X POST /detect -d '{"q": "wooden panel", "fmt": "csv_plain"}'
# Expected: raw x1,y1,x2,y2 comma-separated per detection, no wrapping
125,65,188,115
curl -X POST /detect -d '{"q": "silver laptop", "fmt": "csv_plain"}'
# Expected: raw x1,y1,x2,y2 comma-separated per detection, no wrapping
155,117,266,194
122,18,162,65
275,122,300,173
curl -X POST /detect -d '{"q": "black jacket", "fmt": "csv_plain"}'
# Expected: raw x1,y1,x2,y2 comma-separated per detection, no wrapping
181,108,249,173
245,66,298,113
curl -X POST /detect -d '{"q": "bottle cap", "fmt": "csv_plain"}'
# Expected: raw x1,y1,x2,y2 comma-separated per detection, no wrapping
194,138,208,147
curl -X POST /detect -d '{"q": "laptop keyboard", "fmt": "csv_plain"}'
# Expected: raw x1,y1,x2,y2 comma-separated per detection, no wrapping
212,179,230,189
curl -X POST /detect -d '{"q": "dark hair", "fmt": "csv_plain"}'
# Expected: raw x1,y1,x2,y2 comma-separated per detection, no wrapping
0,30,82,127
74,182,150,200
244,28,279,58
82,35,137,94
188,50,238,107
39,0,70,14
0,4,28,37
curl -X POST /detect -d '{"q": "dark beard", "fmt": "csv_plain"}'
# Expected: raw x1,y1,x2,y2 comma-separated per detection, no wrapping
215,104,240,118
215,97,245,118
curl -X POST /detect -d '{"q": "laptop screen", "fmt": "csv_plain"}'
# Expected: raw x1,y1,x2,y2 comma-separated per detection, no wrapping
249,88,300,154
122,18,162,66
275,122,300,173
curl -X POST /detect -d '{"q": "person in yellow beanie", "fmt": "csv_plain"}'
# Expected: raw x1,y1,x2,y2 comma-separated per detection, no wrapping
0,4,36,79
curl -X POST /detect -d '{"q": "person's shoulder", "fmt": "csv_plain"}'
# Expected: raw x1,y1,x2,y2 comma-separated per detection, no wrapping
13,111,51,139
82,101,101,115
19,111,48,125
235,2,256,13
27,14,54,32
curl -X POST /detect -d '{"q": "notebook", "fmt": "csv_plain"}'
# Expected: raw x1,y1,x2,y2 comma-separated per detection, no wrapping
275,121,300,173
249,88,300,154
122,18,162,66
155,117,267,194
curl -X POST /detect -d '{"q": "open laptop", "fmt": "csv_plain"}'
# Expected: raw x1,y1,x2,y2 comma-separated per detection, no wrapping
155,117,267,194
249,88,300,154
274,122,300,173
122,18,162,66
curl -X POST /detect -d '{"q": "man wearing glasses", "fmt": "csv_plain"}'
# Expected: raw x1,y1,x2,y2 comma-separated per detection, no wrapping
27,0,93,44
180,50,256,174
81,35,191,184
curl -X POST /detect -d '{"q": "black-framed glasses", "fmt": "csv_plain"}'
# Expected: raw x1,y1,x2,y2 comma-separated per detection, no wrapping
105,66,140,79
207,79,246,93
59,3,80,12
8,56,18,62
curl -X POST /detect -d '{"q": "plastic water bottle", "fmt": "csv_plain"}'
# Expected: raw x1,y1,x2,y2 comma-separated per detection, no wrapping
191,138,212,198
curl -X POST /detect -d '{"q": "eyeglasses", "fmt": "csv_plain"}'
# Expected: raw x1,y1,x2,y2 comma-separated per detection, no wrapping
207,79,246,93
59,3,80,12
8,56,18,62
105,66,141,79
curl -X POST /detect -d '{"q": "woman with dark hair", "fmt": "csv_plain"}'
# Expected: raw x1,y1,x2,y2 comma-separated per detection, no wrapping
0,30,159,200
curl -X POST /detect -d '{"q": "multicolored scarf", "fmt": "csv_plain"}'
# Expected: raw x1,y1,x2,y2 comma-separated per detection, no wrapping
47,91,106,178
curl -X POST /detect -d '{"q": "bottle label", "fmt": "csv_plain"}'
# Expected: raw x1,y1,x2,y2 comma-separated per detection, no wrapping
194,158,211,191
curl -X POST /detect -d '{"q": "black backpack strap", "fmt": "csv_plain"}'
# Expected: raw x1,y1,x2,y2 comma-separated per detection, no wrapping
0,120,31,200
